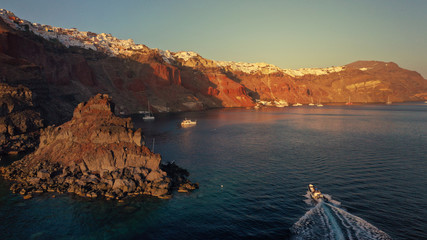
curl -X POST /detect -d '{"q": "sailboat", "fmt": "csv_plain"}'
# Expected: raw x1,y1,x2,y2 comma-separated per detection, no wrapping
386,96,392,105
345,96,353,105
308,97,315,106
142,101,155,120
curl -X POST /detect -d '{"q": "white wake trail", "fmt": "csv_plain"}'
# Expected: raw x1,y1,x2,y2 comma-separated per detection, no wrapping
290,193,391,240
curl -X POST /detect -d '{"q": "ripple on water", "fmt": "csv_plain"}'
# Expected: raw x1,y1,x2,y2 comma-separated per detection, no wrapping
1,105,427,239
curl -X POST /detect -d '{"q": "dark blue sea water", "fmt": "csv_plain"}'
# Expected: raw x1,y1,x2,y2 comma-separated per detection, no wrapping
1,103,427,239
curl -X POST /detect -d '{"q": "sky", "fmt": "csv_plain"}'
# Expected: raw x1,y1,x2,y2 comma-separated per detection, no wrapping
2,0,427,77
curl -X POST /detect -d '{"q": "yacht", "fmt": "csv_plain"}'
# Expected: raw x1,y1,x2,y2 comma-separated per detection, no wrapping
181,118,197,127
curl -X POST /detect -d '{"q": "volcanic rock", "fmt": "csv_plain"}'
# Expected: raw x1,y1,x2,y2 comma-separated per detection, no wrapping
0,94,198,199
1,9,426,120
0,83,44,154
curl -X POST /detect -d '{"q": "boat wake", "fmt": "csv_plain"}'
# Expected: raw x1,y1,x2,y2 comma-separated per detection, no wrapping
291,193,391,240
303,191,341,206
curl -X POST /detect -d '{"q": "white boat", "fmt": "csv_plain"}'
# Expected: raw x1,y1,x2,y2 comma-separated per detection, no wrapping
143,114,154,120
292,103,303,107
386,96,392,105
316,103,324,107
308,184,324,201
143,101,155,120
181,118,197,127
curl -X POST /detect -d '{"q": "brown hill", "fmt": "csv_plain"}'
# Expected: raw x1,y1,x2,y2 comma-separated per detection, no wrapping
0,9,426,123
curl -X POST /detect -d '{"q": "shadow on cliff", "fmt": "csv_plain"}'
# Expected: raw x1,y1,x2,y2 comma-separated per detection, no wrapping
0,19,222,122
222,69,259,101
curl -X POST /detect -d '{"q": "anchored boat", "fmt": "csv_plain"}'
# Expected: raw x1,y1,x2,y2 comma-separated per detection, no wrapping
181,118,197,127
143,101,155,120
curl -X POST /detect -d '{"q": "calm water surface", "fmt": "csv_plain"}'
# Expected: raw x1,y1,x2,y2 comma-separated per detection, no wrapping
1,103,426,239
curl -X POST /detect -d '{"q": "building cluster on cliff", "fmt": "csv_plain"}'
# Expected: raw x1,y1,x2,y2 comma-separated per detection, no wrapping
0,9,148,56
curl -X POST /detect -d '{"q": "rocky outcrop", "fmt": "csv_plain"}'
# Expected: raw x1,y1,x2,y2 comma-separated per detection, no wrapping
0,94,198,200
0,83,44,154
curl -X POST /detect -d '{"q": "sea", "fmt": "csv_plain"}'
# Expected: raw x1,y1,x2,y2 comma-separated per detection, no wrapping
1,103,426,239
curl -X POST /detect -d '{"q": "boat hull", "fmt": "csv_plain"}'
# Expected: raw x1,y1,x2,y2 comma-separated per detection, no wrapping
308,184,324,201
181,119,197,127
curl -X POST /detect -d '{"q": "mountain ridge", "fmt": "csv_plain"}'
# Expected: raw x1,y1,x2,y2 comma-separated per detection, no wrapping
0,9,390,77
0,8,426,121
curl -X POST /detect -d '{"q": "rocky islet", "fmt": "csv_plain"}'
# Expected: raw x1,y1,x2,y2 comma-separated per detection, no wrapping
0,94,198,200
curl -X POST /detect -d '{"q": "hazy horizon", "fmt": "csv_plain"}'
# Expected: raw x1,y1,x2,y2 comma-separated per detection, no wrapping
2,0,426,78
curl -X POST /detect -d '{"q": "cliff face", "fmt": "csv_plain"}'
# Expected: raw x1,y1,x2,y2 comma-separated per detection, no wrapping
0,23,253,116
33,94,159,172
296,61,427,103
0,9,426,124
0,83,44,154
1,94,198,199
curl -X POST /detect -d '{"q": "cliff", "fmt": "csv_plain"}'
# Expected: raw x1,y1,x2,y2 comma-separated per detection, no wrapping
0,94,198,200
0,9,425,124
0,83,44,154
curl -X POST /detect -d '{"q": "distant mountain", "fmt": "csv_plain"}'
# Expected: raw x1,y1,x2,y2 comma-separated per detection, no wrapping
1,9,426,123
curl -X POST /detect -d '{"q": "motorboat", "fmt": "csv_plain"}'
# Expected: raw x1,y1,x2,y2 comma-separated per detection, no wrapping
143,114,155,120
181,118,197,127
292,103,303,107
308,184,324,201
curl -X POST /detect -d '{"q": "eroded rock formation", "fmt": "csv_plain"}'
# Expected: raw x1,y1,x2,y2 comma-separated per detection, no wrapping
0,83,44,154
0,94,198,200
